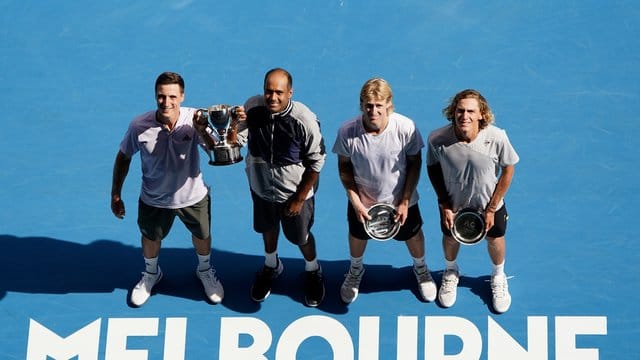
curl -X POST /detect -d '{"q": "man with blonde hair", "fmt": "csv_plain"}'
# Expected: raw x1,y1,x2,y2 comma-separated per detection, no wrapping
332,78,437,304
426,89,519,313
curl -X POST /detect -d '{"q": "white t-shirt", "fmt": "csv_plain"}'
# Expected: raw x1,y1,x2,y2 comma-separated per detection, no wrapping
119,107,209,209
426,124,519,211
332,112,424,209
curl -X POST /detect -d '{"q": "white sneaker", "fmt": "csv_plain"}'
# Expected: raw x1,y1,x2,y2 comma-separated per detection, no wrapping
197,267,224,304
413,266,437,302
438,269,459,308
131,267,163,306
491,273,511,313
340,267,365,303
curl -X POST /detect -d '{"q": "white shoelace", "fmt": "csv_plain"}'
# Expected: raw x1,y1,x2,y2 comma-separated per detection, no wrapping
343,268,363,288
441,270,459,293
138,272,159,289
414,267,433,283
489,275,513,298
200,268,220,286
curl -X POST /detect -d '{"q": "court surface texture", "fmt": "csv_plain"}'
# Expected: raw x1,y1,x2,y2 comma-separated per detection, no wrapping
1,1,638,359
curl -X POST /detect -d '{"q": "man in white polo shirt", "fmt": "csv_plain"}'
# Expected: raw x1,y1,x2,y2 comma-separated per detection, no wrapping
110,71,241,306
332,78,437,304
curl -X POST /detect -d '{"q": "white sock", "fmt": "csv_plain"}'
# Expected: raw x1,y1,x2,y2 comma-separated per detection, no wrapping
350,255,364,270
412,256,426,269
445,259,458,272
197,252,211,271
492,261,505,277
144,256,159,274
305,258,320,272
265,251,278,268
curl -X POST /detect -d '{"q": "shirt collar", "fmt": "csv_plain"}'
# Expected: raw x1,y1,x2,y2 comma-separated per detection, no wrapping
270,100,293,119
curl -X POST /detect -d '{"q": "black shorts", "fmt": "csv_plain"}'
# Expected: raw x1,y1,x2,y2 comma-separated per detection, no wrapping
441,204,509,238
137,194,211,241
251,190,315,246
348,202,423,241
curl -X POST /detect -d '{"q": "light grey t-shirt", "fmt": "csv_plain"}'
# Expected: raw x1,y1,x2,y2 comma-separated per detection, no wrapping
332,112,424,208
426,124,519,211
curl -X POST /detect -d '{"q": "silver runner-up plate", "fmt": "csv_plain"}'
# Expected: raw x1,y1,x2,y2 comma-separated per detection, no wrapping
364,203,401,241
452,208,486,245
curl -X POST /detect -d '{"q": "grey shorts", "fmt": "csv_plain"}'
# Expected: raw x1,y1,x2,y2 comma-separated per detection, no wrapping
250,190,314,246
137,194,211,241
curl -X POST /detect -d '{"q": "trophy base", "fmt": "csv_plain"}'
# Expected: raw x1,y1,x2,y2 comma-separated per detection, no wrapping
209,145,243,166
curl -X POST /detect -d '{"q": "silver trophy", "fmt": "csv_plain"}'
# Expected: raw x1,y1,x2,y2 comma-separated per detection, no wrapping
452,208,486,245
199,104,243,166
364,203,401,241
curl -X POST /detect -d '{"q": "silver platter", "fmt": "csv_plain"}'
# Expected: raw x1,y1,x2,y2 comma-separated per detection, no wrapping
452,208,486,245
364,203,400,241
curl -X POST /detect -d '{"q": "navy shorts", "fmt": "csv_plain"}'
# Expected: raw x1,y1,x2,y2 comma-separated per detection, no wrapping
348,202,423,241
251,190,315,246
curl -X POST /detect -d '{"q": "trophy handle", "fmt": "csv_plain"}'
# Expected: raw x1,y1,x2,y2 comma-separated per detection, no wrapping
227,118,238,145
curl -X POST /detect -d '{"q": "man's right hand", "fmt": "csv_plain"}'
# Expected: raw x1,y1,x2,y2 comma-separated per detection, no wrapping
111,195,125,219
193,110,209,133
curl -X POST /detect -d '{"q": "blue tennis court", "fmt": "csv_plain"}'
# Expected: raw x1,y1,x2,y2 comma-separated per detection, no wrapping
1,1,638,359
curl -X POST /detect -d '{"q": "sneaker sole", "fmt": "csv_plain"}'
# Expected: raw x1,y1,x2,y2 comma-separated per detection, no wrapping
340,295,357,304
419,283,437,302
250,288,271,303
305,291,325,307
438,296,456,308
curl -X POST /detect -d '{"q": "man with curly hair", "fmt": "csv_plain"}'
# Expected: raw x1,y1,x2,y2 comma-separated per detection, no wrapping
426,89,519,313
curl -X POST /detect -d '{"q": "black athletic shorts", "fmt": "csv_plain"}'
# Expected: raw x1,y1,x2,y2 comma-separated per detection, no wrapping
441,204,509,238
251,190,315,246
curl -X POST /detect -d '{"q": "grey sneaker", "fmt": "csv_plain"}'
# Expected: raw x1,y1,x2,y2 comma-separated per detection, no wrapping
340,267,365,303
131,267,163,306
438,268,459,308
490,273,511,313
196,266,224,304
413,265,437,302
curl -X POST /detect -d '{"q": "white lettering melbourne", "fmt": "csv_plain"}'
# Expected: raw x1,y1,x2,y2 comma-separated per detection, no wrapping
25,315,606,360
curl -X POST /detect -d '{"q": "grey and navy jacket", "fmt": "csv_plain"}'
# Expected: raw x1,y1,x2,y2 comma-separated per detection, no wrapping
237,95,326,203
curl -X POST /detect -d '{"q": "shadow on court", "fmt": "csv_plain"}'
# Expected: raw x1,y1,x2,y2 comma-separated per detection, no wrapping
0,235,496,314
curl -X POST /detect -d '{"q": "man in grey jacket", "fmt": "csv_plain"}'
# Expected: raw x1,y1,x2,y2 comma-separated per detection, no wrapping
236,68,326,307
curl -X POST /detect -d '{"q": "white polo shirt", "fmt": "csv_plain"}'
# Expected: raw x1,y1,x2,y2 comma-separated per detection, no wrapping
332,112,424,209
119,107,209,209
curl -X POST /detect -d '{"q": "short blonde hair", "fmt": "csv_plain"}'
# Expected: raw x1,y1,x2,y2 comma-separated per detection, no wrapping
360,78,394,115
443,89,494,129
